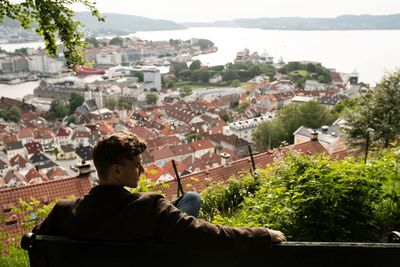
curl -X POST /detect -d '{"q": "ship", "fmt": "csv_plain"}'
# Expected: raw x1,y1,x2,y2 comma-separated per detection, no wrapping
76,67,106,76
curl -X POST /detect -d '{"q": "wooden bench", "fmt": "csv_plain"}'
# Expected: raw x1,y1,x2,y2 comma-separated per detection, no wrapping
21,232,400,267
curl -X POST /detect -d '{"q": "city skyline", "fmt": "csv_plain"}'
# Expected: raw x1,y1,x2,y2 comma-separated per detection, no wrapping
73,0,400,22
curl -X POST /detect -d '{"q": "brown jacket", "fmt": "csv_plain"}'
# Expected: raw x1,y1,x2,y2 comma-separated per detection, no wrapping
33,185,271,251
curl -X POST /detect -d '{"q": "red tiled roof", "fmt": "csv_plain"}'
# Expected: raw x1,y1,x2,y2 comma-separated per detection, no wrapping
4,170,26,184
97,123,113,135
190,139,214,151
36,128,55,139
56,127,71,137
163,160,188,176
171,143,194,157
17,128,35,139
24,141,43,155
72,131,91,139
25,168,48,183
46,167,69,180
9,154,30,168
129,126,157,140
1,133,18,144
150,148,175,161
144,164,168,181
0,176,92,230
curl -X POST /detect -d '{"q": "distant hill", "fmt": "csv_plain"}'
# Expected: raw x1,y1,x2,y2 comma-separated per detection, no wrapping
1,12,186,33
75,12,186,32
183,14,400,30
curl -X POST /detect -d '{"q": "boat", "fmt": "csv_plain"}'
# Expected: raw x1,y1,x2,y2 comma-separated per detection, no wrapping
76,67,106,76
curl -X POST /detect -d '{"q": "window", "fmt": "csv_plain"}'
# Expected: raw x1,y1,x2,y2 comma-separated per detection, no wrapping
26,211,38,222
2,203,13,214
5,214,18,227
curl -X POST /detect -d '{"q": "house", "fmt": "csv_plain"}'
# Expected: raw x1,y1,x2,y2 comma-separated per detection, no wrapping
46,167,70,180
88,131,102,146
146,136,180,151
24,141,43,157
0,96,35,113
318,95,348,109
163,160,190,177
245,74,270,92
9,154,31,171
149,148,176,167
129,126,157,140
25,168,48,184
29,152,58,173
90,108,115,121
144,164,174,183
291,96,315,104
55,126,72,146
0,159,9,177
170,143,195,163
190,139,214,158
36,128,55,151
273,91,295,108
57,145,77,160
75,145,93,165
209,74,222,84
3,170,26,187
304,80,327,91
71,126,91,147
5,141,26,159
293,119,348,154
265,94,279,110
17,128,35,145
165,103,198,124
223,116,271,143
207,133,250,156
97,122,114,135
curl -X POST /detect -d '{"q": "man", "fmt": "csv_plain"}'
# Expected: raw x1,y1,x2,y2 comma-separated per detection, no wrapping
33,131,285,250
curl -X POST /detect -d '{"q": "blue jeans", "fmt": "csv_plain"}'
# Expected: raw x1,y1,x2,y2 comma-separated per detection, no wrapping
171,191,201,218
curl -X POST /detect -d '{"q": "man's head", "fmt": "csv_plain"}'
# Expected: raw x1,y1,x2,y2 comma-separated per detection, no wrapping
92,131,147,187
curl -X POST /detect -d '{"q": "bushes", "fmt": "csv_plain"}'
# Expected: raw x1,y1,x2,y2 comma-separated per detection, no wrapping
0,230,29,267
201,149,400,242
199,172,260,222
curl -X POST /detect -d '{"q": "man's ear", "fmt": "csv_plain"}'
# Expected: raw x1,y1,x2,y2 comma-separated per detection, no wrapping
110,164,120,178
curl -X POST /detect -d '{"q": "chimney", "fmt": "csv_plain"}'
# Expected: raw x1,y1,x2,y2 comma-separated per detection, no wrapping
321,126,329,133
220,152,231,167
77,160,91,178
310,130,318,141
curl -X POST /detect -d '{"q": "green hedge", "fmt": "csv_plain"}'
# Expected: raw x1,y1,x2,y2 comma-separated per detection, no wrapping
201,149,400,242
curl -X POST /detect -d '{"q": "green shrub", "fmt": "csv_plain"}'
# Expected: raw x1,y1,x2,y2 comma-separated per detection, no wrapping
202,149,400,242
199,171,260,221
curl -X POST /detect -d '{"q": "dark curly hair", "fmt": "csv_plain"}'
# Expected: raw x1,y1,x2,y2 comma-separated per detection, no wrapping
92,131,147,180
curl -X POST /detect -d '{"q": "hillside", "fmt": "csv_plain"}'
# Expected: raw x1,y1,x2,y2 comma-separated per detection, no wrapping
183,14,400,30
1,12,186,33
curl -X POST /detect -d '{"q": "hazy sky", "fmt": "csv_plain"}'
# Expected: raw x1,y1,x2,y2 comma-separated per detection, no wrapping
73,0,400,22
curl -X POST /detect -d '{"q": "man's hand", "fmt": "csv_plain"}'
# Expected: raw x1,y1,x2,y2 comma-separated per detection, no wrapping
269,229,286,244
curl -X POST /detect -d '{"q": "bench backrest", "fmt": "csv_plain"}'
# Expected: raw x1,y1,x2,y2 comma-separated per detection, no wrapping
21,233,400,267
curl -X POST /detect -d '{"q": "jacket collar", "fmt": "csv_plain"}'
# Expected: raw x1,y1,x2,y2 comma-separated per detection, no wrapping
88,185,132,196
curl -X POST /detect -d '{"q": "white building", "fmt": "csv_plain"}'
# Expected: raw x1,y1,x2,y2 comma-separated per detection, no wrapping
84,87,104,109
223,115,272,143
291,96,315,104
96,51,122,65
304,80,327,91
29,54,65,73
143,69,161,91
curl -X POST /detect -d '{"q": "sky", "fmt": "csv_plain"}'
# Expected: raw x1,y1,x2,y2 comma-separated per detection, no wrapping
73,0,400,22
